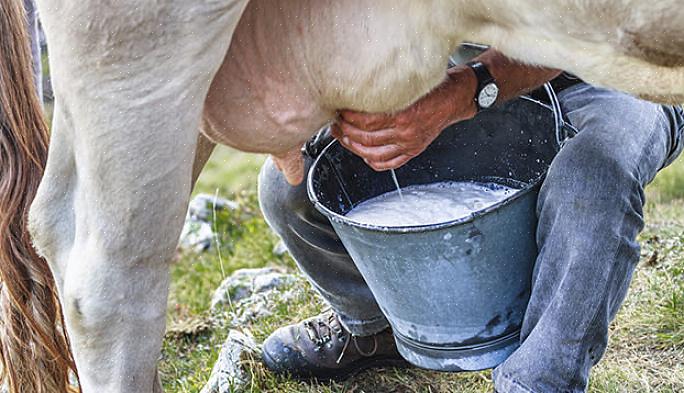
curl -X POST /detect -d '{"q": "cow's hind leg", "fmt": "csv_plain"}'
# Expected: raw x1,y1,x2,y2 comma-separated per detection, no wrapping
30,1,248,391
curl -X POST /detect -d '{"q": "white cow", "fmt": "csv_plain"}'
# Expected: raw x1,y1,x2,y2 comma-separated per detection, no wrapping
0,0,682,392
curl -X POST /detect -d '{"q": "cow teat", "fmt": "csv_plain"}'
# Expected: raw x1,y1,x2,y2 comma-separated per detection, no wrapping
272,148,305,186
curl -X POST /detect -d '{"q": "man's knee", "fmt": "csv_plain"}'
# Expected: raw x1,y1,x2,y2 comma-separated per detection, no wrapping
558,86,672,186
258,158,310,232
542,136,641,208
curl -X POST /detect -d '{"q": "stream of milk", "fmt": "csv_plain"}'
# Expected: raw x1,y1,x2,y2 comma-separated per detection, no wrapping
390,169,404,200
346,181,520,227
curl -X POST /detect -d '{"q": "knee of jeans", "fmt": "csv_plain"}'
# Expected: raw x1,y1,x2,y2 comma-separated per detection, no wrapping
258,158,309,231
258,159,289,230
540,140,641,211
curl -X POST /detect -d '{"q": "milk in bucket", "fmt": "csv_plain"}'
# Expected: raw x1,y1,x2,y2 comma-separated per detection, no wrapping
346,181,520,227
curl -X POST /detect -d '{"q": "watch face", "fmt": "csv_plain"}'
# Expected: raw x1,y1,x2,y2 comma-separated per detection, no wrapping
478,83,499,108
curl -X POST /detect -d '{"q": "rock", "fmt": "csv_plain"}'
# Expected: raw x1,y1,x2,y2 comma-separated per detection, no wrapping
188,194,238,222
178,194,239,252
199,330,259,393
253,272,295,294
179,220,214,252
231,294,272,325
272,240,289,256
202,271,313,391
210,268,275,308
230,288,299,325
210,268,295,310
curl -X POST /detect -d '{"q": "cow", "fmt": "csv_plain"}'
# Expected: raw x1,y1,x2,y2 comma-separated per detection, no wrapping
0,0,682,391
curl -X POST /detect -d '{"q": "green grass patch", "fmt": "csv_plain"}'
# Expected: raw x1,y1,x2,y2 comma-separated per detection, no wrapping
648,157,684,203
193,147,265,196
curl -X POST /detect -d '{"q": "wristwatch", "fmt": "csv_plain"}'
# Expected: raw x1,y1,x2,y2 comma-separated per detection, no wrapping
467,61,499,111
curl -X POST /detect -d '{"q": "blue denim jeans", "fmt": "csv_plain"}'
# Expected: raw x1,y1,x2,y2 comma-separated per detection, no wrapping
258,84,684,392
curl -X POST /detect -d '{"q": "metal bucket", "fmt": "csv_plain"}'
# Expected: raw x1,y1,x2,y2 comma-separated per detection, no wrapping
307,94,562,371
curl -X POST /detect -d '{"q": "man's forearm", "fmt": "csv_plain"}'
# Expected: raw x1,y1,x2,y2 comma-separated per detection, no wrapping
441,49,562,124
474,49,562,102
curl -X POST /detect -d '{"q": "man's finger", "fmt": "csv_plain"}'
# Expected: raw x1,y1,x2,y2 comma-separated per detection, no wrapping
331,123,343,139
336,127,404,161
347,141,404,162
339,109,394,131
368,154,414,171
337,120,397,147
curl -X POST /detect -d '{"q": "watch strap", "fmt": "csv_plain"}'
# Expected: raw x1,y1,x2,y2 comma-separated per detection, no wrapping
466,61,496,111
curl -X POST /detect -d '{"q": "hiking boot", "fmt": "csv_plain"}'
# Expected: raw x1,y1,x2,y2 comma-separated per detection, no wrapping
262,311,409,380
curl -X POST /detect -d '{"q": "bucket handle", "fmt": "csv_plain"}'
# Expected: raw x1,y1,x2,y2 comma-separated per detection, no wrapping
454,42,576,150
323,152,356,209
543,82,578,149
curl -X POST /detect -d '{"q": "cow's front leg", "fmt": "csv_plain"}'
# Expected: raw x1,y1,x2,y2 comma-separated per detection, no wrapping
30,1,248,391
29,88,194,393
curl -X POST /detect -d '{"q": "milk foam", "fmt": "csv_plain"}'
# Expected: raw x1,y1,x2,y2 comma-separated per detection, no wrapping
345,181,520,227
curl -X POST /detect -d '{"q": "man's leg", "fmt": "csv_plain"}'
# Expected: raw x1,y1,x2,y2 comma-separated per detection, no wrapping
259,155,388,335
494,84,684,393
259,148,409,379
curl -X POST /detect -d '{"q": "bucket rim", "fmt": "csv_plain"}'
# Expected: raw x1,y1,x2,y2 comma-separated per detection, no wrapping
306,140,546,234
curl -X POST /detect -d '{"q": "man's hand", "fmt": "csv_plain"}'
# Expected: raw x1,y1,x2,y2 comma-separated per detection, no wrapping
333,66,478,171
333,49,561,172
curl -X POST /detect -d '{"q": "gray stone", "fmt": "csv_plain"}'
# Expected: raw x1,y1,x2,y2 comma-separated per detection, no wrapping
199,330,259,393
252,272,296,294
272,240,289,256
202,273,311,391
231,294,272,325
179,220,214,252
188,194,238,222
178,194,239,252
231,288,298,325
211,268,295,310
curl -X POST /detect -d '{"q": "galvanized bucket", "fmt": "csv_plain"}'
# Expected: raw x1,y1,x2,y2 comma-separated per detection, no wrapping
307,93,563,371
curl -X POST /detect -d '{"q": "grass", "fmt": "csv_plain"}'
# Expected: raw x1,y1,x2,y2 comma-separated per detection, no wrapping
193,147,266,197
159,147,684,392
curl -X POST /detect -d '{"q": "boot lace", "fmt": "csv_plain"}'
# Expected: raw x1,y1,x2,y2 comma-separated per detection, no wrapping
302,311,378,364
